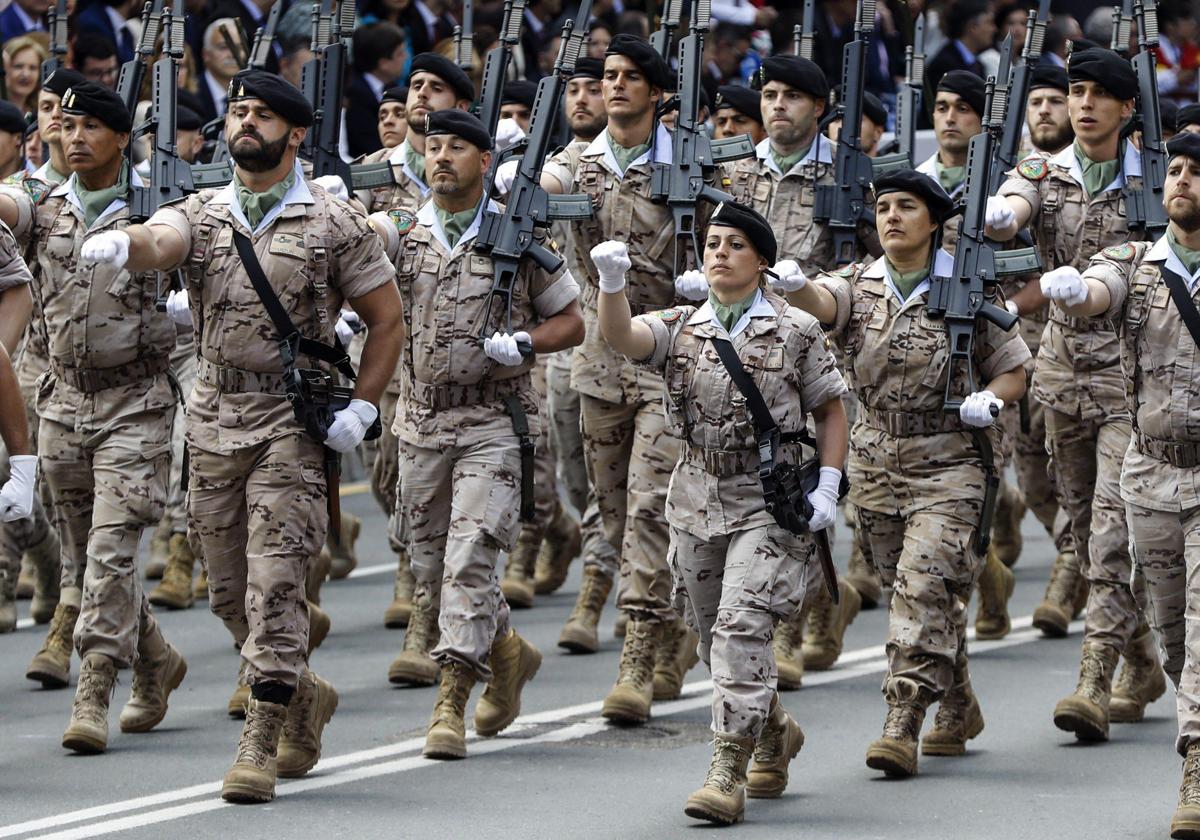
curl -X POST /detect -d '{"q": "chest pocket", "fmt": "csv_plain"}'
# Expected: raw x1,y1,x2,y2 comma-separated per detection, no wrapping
917,310,952,392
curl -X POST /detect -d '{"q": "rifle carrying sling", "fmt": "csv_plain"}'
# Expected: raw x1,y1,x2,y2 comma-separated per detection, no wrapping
1162,265,1200,349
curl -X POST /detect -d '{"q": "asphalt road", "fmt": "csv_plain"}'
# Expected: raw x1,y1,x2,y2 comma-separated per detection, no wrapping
0,483,1183,840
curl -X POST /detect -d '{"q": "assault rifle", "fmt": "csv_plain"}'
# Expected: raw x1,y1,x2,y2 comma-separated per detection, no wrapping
873,13,924,173
478,0,528,135
42,0,68,80
988,0,1051,194
248,1,282,71
1112,0,1135,57
116,0,163,129
651,0,681,61
454,0,474,71
1125,0,1168,237
299,0,355,192
795,0,814,59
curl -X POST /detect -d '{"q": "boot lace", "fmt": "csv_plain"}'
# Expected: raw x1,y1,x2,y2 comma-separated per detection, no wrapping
237,705,282,768
1183,749,1200,805
616,623,655,686
705,740,750,794
73,661,114,725
572,571,608,619
129,654,167,707
772,616,800,660
931,686,970,735
1076,648,1111,704
46,605,77,657
1044,554,1078,608
882,704,919,741
282,675,315,745
432,665,474,725
753,718,782,764
806,594,835,645
403,601,437,654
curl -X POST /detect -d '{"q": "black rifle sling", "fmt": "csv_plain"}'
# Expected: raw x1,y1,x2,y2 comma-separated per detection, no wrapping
710,336,781,469
1162,264,1200,349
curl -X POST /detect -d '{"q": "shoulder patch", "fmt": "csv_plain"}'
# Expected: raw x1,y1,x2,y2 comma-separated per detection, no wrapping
1102,243,1136,261
834,263,858,277
654,308,683,323
1018,157,1049,181
387,209,416,236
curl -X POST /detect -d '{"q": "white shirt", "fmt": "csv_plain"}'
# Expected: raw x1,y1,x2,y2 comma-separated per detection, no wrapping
54,167,146,232
757,133,833,177
861,247,955,306
364,72,387,102
210,161,313,235
11,2,43,32
1146,233,1200,293
416,195,494,256
582,122,673,180
1049,140,1143,195
685,288,776,339
203,70,228,120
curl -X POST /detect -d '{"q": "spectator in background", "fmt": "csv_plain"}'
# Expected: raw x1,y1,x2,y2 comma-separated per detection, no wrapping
702,22,750,102
1155,1,1198,104
0,102,26,181
926,0,992,88
1041,14,1081,67
995,1,1029,58
587,19,613,59
202,0,278,70
2,36,47,114
711,0,779,30
616,10,649,40
1083,6,1116,48
0,0,49,44
77,0,138,63
538,34,561,78
72,33,120,90
347,22,409,158
409,0,457,55
278,34,313,90
522,0,562,81
193,18,244,125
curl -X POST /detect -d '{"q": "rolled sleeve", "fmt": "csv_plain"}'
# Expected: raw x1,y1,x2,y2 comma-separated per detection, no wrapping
813,272,853,337
978,321,1033,383
542,160,575,194
0,222,30,290
532,268,581,318
331,208,397,301
632,312,675,371
367,211,402,264
147,205,193,272
1084,259,1132,321
0,185,34,244
794,314,848,410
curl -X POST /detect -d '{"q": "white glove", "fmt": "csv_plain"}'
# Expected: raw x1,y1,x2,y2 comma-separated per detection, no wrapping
483,330,532,366
495,117,526,152
769,259,808,293
1040,266,1089,307
984,196,1017,232
324,399,378,453
165,289,192,327
959,390,1003,427
314,174,349,203
0,455,36,522
805,466,842,533
590,241,631,294
335,309,363,346
80,230,130,270
674,269,709,301
494,158,520,196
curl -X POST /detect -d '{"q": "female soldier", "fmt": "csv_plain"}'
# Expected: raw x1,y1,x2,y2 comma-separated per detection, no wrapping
593,201,850,825
787,170,1030,779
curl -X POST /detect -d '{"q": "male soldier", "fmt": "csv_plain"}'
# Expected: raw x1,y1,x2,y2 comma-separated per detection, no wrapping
1180,104,1200,136
80,70,404,802
917,70,984,204
370,109,583,759
376,86,407,151
499,79,538,134
826,89,889,158
986,47,1165,741
1037,130,1200,840
1026,65,1073,156
712,84,764,145
542,34,705,723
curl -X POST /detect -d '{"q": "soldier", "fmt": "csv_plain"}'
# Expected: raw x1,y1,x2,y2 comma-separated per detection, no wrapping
79,70,404,802
987,47,1166,740
1180,104,1200,136
594,201,849,825
711,85,765,145
498,79,538,134
917,71,985,201
377,85,408,150
1026,65,1073,156
1036,131,1200,840
369,109,582,760
791,170,1030,778
826,89,889,158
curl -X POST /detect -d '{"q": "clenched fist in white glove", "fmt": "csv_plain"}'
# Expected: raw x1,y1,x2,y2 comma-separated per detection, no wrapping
959,390,1003,427
495,118,526,152
483,330,532,366
591,241,631,293
805,466,842,532
313,175,349,203
674,269,709,301
81,230,130,270
165,289,192,327
984,196,1017,232
335,309,363,346
769,259,808,293
324,399,378,453
0,455,36,522
494,158,520,196
1040,265,1089,307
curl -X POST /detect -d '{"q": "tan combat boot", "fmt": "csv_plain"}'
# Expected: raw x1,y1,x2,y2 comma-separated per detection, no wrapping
601,620,661,725
327,511,361,580
1032,549,1083,638
277,671,338,777
193,566,209,601
144,520,170,580
921,678,985,756
614,610,628,638
557,565,613,654
865,679,930,778
992,482,1026,568
221,698,288,803
746,697,805,799
1110,626,1167,723
1053,643,1119,741
772,612,805,691
388,597,440,686
845,533,882,610
383,550,414,629
62,652,118,754
534,504,582,595
974,547,1015,640
307,601,331,654
500,526,540,610
1172,742,1200,839
684,733,755,825
423,661,477,760
148,534,196,610
0,566,16,633
26,601,78,688
803,579,862,671
119,644,188,733
228,661,251,719
653,615,700,701
305,546,332,607
474,630,542,736
28,529,61,625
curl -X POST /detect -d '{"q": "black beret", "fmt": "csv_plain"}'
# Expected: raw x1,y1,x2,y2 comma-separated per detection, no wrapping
228,70,313,127
409,53,476,102
1167,131,1200,163
1068,48,1137,100
61,81,132,133
425,108,492,150
936,70,985,116
1178,104,1200,131
42,68,85,98
709,200,777,266
873,170,956,224
570,56,604,81
0,101,26,135
714,85,762,125
751,54,829,103
1029,63,1068,94
1161,99,1179,133
177,105,203,132
381,85,408,106
863,91,887,127
501,79,538,110
605,34,672,90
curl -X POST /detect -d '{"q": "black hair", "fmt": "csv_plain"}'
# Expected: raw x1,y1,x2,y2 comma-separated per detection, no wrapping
352,22,406,75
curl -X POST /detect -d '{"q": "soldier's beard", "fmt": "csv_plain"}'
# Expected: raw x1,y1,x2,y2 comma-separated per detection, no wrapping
569,111,607,140
1170,200,1200,232
231,131,289,173
1031,123,1073,153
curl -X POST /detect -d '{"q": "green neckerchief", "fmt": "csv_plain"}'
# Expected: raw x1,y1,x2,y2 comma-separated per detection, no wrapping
43,162,67,185
435,203,478,250
1168,229,1200,275
234,168,296,230
1074,140,1121,197
934,157,965,193
709,288,758,334
885,256,932,301
607,128,651,173
771,138,814,175
403,140,426,186
75,160,129,228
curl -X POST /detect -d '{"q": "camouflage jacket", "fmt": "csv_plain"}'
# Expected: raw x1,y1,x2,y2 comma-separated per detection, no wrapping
353,138,430,215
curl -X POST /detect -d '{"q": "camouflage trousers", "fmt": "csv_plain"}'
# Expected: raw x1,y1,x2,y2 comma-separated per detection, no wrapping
547,353,618,577
1009,396,1073,551
1045,408,1140,653
857,499,984,699
1128,499,1200,755
187,433,327,690
580,394,679,622
160,334,196,535
39,399,172,667
399,435,521,681
671,522,814,737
